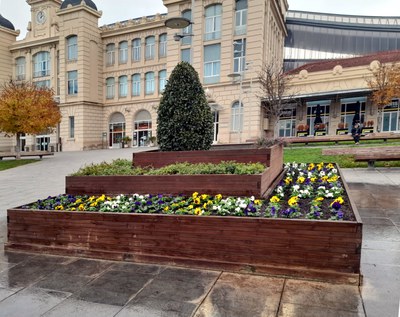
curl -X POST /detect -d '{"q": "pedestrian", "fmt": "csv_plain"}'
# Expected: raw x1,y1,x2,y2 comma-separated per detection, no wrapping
351,122,361,144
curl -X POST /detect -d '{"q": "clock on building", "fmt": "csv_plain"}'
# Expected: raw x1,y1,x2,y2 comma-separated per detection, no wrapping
36,10,46,24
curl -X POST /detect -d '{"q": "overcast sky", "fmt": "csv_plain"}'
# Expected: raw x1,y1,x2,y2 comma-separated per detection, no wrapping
1,0,400,40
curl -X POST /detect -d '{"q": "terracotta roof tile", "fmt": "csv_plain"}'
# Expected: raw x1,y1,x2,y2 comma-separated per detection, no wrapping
288,50,400,74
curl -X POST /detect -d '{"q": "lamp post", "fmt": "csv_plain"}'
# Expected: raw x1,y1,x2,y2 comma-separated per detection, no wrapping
164,0,195,63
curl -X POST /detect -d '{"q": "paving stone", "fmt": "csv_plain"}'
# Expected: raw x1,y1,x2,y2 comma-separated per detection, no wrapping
42,298,122,317
361,249,400,266
0,287,70,317
194,273,283,317
281,280,364,313
53,258,113,278
34,272,95,293
74,269,156,306
110,262,166,275
278,302,365,317
362,224,400,242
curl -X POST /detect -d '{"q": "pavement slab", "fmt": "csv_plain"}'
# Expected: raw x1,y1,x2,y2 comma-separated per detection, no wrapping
193,273,284,317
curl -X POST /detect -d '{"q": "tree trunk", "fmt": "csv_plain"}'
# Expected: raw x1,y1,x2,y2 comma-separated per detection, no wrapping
15,133,21,160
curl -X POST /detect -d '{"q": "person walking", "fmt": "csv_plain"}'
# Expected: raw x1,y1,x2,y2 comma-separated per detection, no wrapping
351,122,362,144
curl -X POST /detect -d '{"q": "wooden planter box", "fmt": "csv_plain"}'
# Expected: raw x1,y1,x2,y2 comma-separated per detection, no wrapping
6,209,362,285
336,129,349,135
296,131,309,137
66,145,284,198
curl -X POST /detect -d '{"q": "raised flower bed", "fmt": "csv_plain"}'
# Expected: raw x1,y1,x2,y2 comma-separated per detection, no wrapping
66,145,284,197
6,160,362,285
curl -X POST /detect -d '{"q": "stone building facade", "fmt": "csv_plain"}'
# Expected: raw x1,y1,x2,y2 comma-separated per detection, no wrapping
0,0,288,151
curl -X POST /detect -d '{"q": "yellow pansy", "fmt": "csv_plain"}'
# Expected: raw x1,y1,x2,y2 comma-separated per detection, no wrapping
78,204,85,211
215,194,222,201
55,205,64,210
297,176,305,184
192,192,199,199
194,208,202,215
270,196,280,203
201,194,208,200
164,206,169,211
288,196,299,207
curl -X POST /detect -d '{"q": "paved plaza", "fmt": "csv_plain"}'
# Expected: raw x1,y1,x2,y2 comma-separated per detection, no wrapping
0,149,399,316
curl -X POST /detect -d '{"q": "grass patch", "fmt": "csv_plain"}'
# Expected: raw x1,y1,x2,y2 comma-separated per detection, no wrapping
284,147,400,168
0,159,39,171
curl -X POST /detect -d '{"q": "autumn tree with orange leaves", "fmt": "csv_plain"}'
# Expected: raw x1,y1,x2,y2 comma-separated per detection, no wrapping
366,62,400,131
0,80,61,158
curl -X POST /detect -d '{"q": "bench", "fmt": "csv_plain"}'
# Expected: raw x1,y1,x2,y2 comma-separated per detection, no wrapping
0,151,54,160
354,153,400,168
287,133,400,145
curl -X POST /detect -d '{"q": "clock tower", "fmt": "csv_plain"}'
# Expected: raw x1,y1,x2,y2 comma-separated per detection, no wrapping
26,0,62,38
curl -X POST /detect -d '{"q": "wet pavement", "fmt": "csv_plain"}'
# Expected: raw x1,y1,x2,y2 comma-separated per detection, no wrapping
0,150,399,316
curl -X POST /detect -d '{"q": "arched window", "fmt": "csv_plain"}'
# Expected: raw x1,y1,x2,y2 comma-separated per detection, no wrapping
145,72,155,95
106,77,115,99
106,43,115,66
119,41,128,64
134,110,152,147
67,35,78,60
119,75,128,97
145,36,155,60
159,33,167,58
158,70,167,93
33,51,50,77
235,0,247,35
132,38,141,62
231,101,243,132
205,4,222,41
109,112,126,148
182,10,192,45
132,73,141,96
15,57,26,80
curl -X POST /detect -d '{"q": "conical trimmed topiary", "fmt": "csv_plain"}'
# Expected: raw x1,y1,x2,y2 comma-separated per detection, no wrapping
157,62,214,151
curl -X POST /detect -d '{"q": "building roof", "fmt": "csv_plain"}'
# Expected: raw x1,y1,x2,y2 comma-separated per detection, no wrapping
0,14,15,30
60,0,97,10
289,50,400,74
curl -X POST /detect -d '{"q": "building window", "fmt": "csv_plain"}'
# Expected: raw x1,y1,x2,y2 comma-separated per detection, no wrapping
69,116,75,138
15,57,26,81
34,80,50,88
67,71,78,95
233,39,246,73
106,43,115,66
204,4,222,41
278,107,296,137
231,101,243,132
159,70,167,93
67,35,78,61
132,38,141,62
145,72,155,95
106,77,115,99
132,73,141,96
119,41,128,64
235,0,247,35
181,48,191,63
119,75,128,97
182,10,192,45
340,98,365,133
383,99,400,132
307,102,331,135
159,33,167,58
204,44,221,84
145,36,155,60
33,51,50,77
